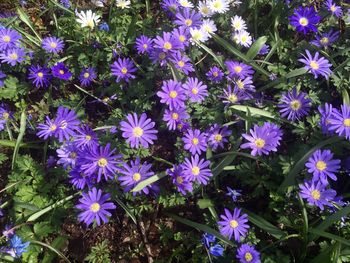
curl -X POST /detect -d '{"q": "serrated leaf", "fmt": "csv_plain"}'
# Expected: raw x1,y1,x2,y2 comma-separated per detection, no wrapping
34,222,54,238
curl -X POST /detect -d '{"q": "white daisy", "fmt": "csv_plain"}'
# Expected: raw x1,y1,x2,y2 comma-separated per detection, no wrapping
198,1,213,17
231,15,247,32
200,19,217,35
76,10,101,29
178,0,194,8
233,30,252,47
190,27,209,43
116,0,131,9
208,0,229,14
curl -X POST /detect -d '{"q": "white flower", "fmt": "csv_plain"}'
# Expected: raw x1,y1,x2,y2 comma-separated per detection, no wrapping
198,1,213,17
233,30,252,47
178,0,194,8
91,0,105,7
208,0,229,14
76,10,101,29
190,27,209,43
116,0,131,9
231,15,247,32
200,19,217,35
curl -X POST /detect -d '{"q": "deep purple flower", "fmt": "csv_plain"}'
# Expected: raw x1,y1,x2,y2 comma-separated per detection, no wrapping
120,113,158,148
76,187,116,226
55,106,80,141
233,77,255,95
328,104,350,140
183,129,207,155
149,49,169,67
220,85,247,105
299,180,337,210
0,103,13,131
278,88,311,121
236,244,260,263
51,62,72,80
163,107,189,130
170,51,194,75
289,6,321,34
42,36,64,53
207,124,231,151
73,125,99,149
172,26,190,48
310,29,339,48
182,154,212,185
318,103,334,134
0,28,22,50
206,66,224,83
167,165,193,195
202,233,216,248
135,35,153,55
160,0,179,18
183,77,208,103
299,50,332,79
0,47,25,66
225,61,254,79
157,79,186,110
28,65,51,88
176,120,190,132
111,57,137,83
218,208,249,242
57,142,79,168
69,166,93,190
36,116,61,140
325,0,342,17
154,32,182,53
79,67,97,87
174,8,202,28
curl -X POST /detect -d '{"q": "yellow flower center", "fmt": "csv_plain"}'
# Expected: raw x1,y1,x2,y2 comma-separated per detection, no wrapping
201,7,209,15
171,113,179,120
316,161,327,171
228,94,238,103
121,67,128,74
254,138,265,148
320,37,329,44
84,72,90,78
233,21,241,30
176,176,184,184
192,138,199,145
344,118,350,127
179,35,186,42
86,19,94,29
49,124,57,131
177,123,183,130
37,72,43,78
330,5,336,12
178,60,185,67
169,91,178,98
90,202,100,212
213,1,222,8
213,71,218,77
230,220,238,228
192,166,200,176
59,70,65,75
159,52,166,59
234,66,242,73
50,42,57,48
98,158,108,167
214,134,222,142
70,152,77,159
133,172,141,181
9,53,18,60
191,87,199,95
241,35,248,43
85,135,92,141
2,112,9,120
3,35,10,43
133,126,144,137
310,60,319,70
245,252,253,262
311,190,321,200
185,19,193,26
163,41,172,50
142,43,148,49
236,80,244,89
299,17,309,26
290,100,301,110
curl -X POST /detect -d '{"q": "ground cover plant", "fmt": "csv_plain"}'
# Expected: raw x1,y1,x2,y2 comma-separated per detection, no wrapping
0,0,350,262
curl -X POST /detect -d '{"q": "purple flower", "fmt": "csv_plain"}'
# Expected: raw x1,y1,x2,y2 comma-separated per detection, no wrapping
0,28,22,50
318,103,334,134
42,36,64,53
225,61,254,79
183,129,207,155
220,85,247,105
183,77,208,103
325,0,342,17
328,104,350,140
202,233,216,248
56,142,79,168
51,62,72,80
234,77,255,95
36,116,60,140
73,125,99,149
0,47,25,66
154,32,182,53
206,66,224,83
76,187,116,226
135,35,153,55
167,165,193,195
299,180,337,210
310,29,339,48
226,187,242,202
79,67,97,87
209,244,224,257
160,0,179,18
207,124,231,151
0,103,13,131
172,26,190,48
218,208,249,242
236,244,260,263
149,49,169,67
120,112,158,148
4,235,30,258
69,166,93,189
306,149,340,185
182,154,212,185
278,88,311,121
170,51,194,75
299,50,332,79
79,143,122,182
111,57,137,83
289,6,321,34
163,107,189,130
174,8,202,28
28,65,51,88
157,79,186,110
55,106,80,141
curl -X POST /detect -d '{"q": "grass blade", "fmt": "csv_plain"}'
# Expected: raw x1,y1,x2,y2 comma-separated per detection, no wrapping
246,36,267,60
17,7,42,42
284,68,308,79
212,153,237,176
11,110,26,169
196,41,224,68
132,173,167,192
230,105,275,119
113,197,137,224
308,228,350,246
31,240,70,263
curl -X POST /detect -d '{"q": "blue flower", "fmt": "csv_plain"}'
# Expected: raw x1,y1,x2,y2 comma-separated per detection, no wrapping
209,244,224,257
8,235,30,258
226,187,242,202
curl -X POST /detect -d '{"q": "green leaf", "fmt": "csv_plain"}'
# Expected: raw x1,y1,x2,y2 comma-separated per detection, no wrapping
113,197,137,224
230,105,275,119
0,76,18,100
212,153,237,177
42,236,68,263
131,173,167,192
343,89,350,106
34,222,54,238
17,7,42,42
197,199,214,209
12,110,27,169
246,36,267,60
284,68,308,79
31,240,70,263
308,229,350,246
49,0,74,14
196,41,224,68
279,137,343,190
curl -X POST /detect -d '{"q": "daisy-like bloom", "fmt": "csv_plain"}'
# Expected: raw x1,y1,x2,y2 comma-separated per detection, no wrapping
183,129,207,155
76,187,116,226
236,244,261,263
120,112,158,148
225,61,254,79
278,88,311,121
135,35,153,55
28,65,51,89
69,166,93,190
178,0,194,8
73,125,99,149
183,77,208,103
170,51,195,75
200,19,217,35
119,158,157,195
172,26,190,48
231,15,247,32
310,29,339,48
176,120,190,132
198,1,213,17
233,30,253,47
218,208,249,242
299,50,332,79
57,142,79,169
182,154,212,185
318,103,333,134
208,0,229,14
0,47,25,66
41,36,64,54
325,0,342,18
111,57,137,83
79,67,97,87
207,124,231,151
289,6,321,35
175,8,202,29
80,143,122,182
220,85,246,105
161,0,179,18
299,180,337,210
55,106,81,141
36,116,61,140
305,149,340,185
163,107,189,130
76,10,101,29
328,104,350,140
149,49,169,67
157,79,186,110
234,77,255,94
154,32,182,53
0,28,22,51
51,62,72,81
259,43,270,55
0,103,13,131
190,27,209,43
206,66,224,83
116,0,131,9
167,165,193,195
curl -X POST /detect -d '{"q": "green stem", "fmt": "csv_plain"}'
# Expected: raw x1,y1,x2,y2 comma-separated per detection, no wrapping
298,195,309,261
